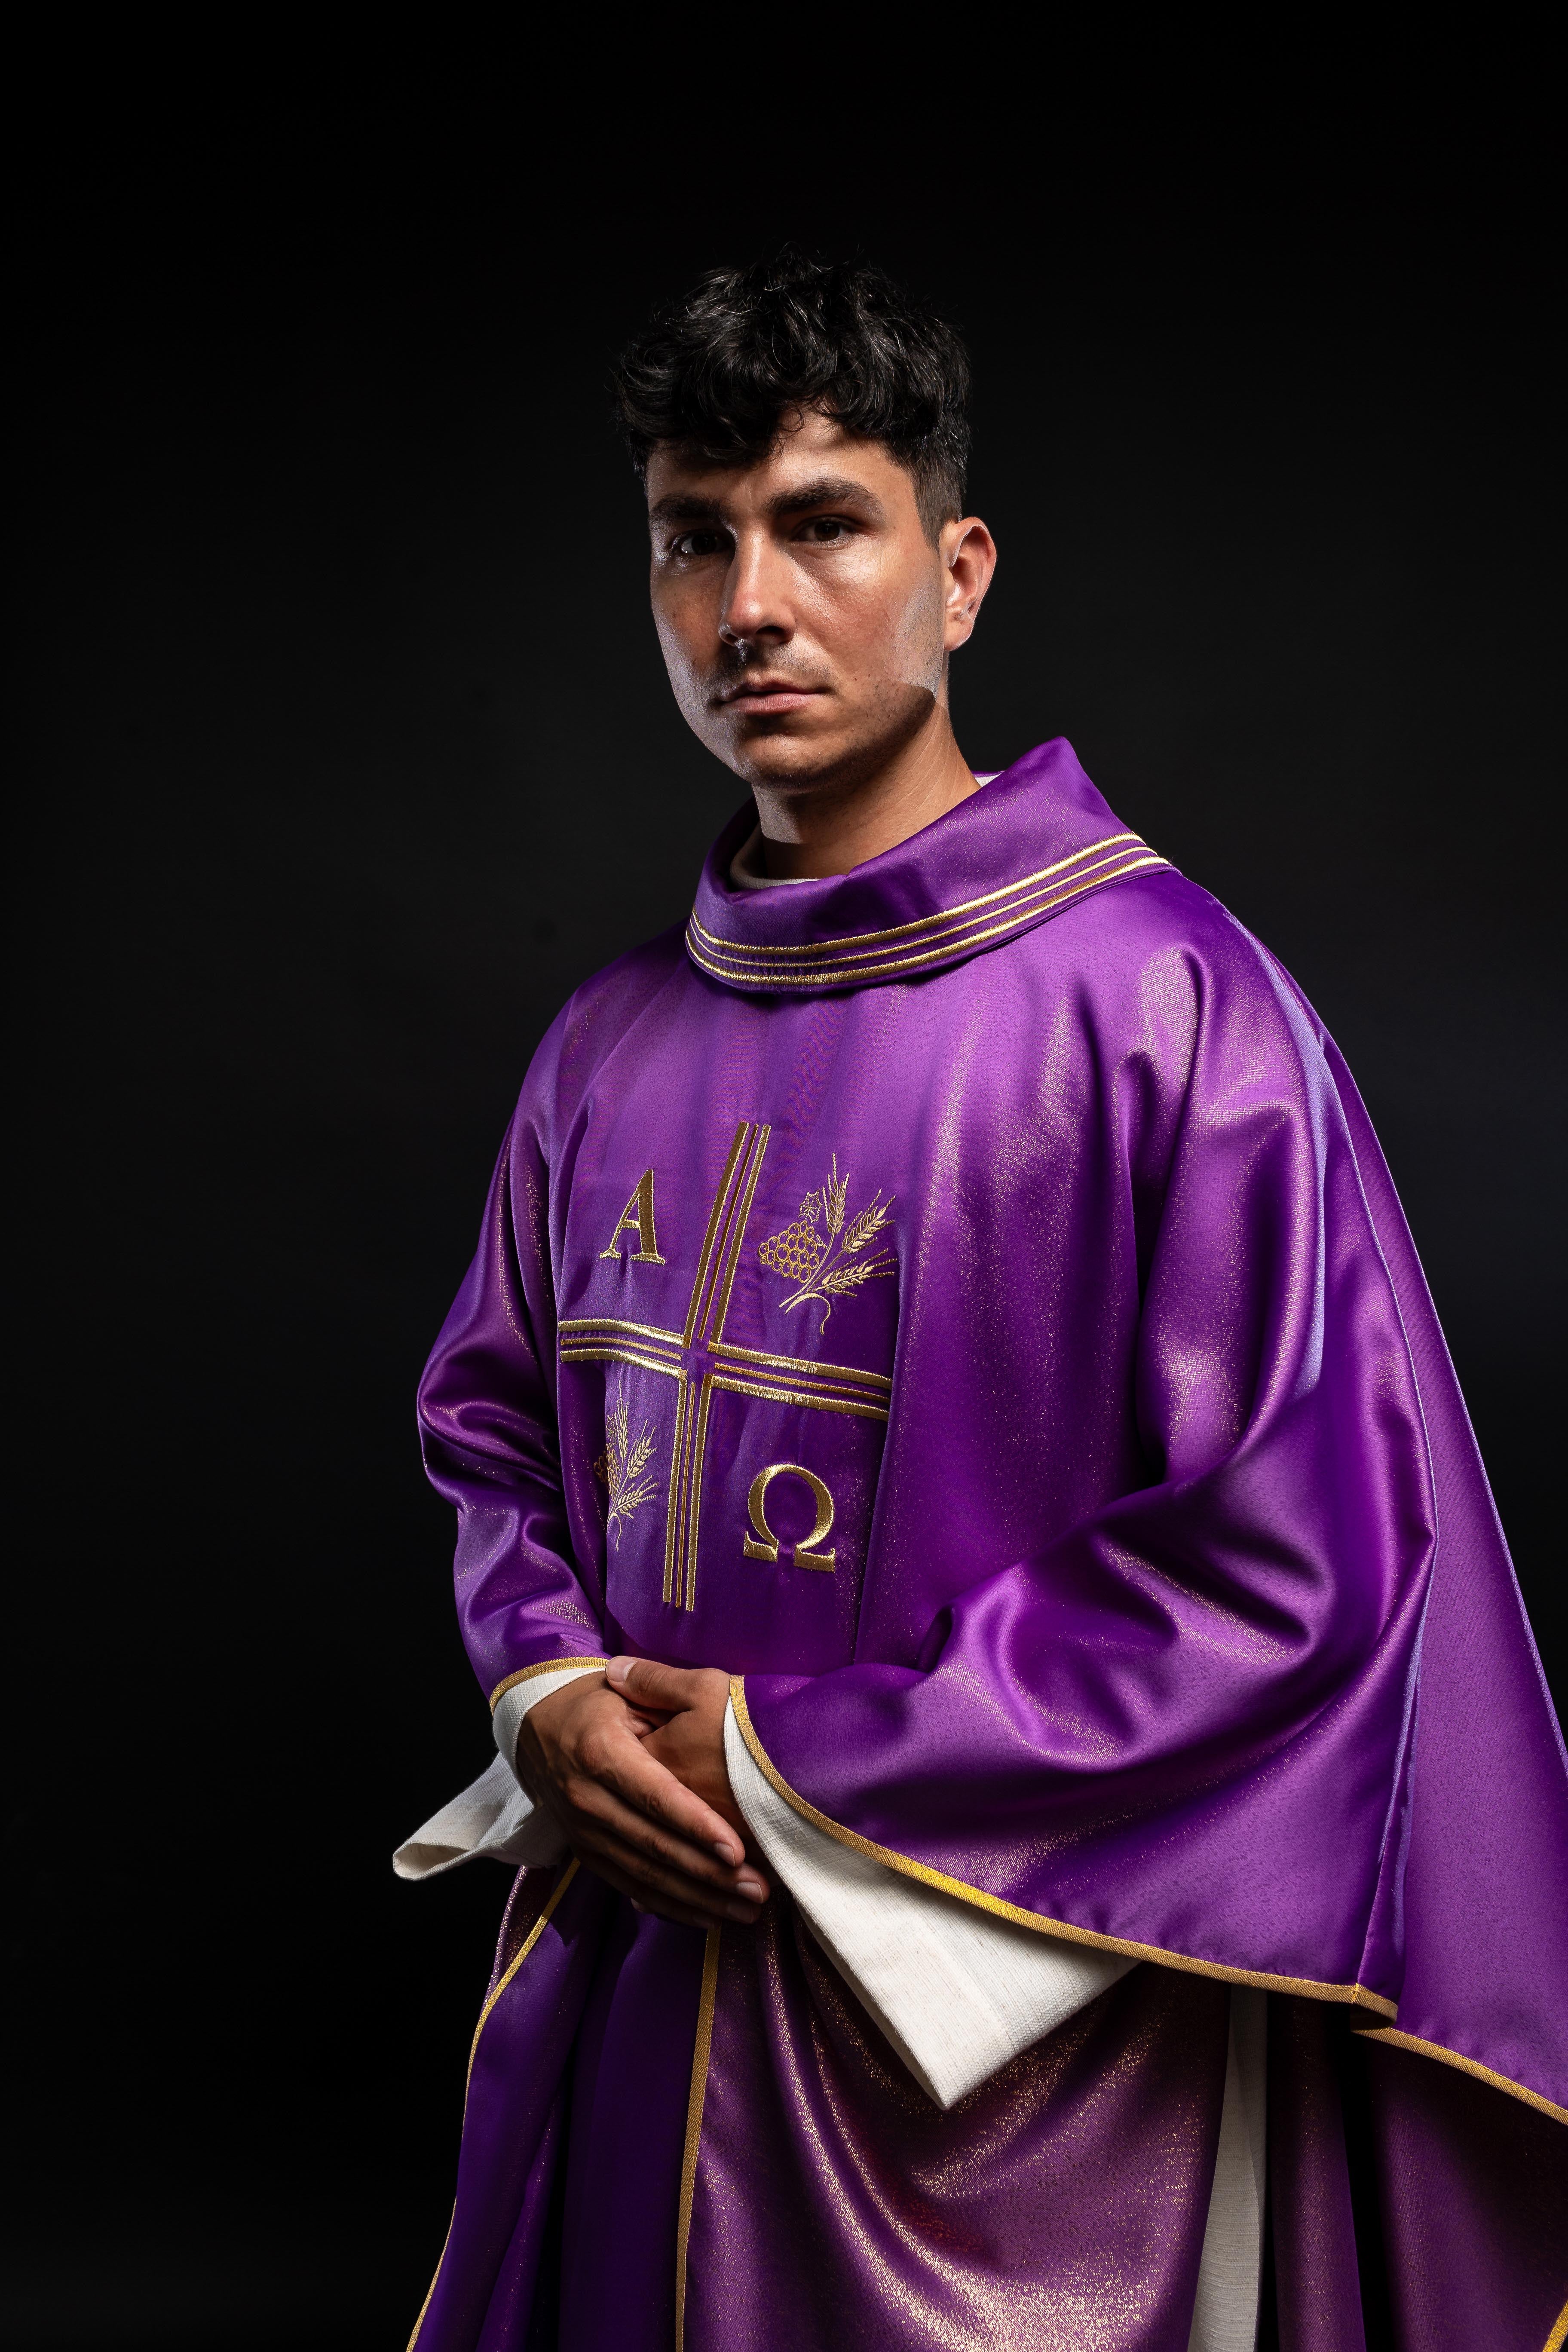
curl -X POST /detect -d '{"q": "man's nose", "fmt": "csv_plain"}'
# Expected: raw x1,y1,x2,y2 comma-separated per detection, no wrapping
718,533,792,649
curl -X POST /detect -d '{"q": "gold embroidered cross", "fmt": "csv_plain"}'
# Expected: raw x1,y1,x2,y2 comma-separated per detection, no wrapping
559,1119,891,1610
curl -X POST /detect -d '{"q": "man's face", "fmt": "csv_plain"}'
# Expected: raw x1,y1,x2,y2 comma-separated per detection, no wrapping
646,410,986,795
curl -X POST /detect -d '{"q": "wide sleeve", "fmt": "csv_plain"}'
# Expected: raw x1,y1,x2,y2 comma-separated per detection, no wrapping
417,1100,609,1736
733,939,1439,2014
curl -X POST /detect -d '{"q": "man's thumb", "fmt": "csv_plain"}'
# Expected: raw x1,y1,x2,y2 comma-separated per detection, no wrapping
606,1654,695,1709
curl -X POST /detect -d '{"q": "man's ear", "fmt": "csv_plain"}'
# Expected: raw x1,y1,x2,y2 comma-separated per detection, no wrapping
942,517,998,650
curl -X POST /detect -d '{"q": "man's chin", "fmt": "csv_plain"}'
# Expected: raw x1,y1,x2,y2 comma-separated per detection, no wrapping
718,723,868,793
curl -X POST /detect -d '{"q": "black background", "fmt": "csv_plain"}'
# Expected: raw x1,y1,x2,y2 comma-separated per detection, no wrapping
8,77,1563,2351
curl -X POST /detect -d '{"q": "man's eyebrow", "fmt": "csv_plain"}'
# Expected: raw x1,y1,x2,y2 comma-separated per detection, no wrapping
766,475,885,522
646,476,888,530
647,492,728,528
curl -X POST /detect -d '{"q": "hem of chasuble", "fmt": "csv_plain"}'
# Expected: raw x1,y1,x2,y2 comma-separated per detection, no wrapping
727,1677,1400,2020
1353,2026,1568,2126
487,1656,610,1710
407,1859,581,2352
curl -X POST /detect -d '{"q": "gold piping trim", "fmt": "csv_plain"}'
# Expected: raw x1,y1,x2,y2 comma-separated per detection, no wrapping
559,1344,684,1380
1542,2297,1568,2352
675,1924,721,2352
712,1340,891,1390
692,845,1163,972
695,833,1150,961
683,1375,715,1611
688,858,1169,990
663,1374,691,1605
711,1372,889,1422
684,1123,751,1348
489,1658,609,1712
406,2209,453,2352
465,1858,581,2082
1353,2027,1568,2126
708,1124,771,1341
407,1859,582,2348
560,1315,684,1346
729,1678,1398,2016
683,1124,750,1347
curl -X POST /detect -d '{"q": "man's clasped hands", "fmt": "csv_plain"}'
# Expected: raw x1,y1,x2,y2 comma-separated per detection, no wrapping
513,1660,771,1929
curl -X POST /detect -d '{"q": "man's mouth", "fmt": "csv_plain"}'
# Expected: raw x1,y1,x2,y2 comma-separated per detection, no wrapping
713,677,824,715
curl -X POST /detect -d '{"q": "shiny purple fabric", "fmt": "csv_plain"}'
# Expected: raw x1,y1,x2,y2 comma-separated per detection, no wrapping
1366,2037,1568,2350
411,741,1567,2347
689,1906,1228,2350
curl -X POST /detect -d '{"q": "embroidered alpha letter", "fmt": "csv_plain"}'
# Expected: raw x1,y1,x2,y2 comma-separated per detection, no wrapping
599,1168,665,1264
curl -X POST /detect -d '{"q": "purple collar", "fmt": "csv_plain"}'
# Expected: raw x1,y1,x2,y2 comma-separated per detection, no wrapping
685,738,1169,995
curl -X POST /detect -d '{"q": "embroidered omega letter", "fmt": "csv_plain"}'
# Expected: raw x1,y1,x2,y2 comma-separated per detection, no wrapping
744,1464,836,1571
599,1168,665,1263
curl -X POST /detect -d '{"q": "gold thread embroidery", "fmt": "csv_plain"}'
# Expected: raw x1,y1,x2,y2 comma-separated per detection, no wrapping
568,1119,892,1609
560,1344,685,1380
693,848,1157,974
658,1124,772,1608
1353,2026,1568,2127
683,1376,716,1610
674,1924,721,2352
407,1858,582,2349
594,1393,660,1547
744,1464,837,1570
712,1339,891,1391
488,1657,609,1712
663,1375,692,1606
683,1125,752,1348
561,1315,685,1347
711,1373,889,1423
688,850,1167,984
693,833,1159,962
1542,2297,1568,2352
688,852,1169,989
710,1125,772,1341
598,1167,665,1262
727,1677,1400,2016
759,1154,894,1330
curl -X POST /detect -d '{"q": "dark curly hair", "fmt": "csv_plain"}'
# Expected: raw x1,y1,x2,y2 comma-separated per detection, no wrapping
611,251,971,540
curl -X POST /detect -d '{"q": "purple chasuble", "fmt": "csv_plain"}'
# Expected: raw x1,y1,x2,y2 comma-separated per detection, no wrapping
409,741,1568,2352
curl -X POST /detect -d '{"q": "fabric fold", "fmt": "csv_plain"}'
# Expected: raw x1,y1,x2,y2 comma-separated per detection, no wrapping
724,1698,1133,2107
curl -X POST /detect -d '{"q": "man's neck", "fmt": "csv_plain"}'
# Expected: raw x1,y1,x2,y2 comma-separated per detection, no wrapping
747,712,980,881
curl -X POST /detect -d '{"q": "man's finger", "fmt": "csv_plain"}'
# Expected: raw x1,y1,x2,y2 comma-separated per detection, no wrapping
573,1826,764,1925
606,1654,717,1718
565,1766,767,1897
588,1714,746,1866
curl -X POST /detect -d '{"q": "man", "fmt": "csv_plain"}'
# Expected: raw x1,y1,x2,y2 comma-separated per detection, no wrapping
396,255,1567,2351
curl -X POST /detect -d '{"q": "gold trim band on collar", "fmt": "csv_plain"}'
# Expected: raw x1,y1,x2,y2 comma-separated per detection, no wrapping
689,849,1169,990
488,1657,610,1712
1352,2025,1568,2127
695,832,1155,962
728,1677,1399,2019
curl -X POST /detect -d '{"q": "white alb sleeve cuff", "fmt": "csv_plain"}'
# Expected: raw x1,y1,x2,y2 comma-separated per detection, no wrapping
392,1663,603,1881
723,1700,1135,2109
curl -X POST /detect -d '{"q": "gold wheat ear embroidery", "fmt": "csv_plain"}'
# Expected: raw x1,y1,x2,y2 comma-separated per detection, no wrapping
758,1155,896,1330
593,1394,660,1547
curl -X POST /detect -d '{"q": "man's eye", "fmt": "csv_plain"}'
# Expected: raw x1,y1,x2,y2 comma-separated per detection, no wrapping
800,517,850,543
671,530,728,559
